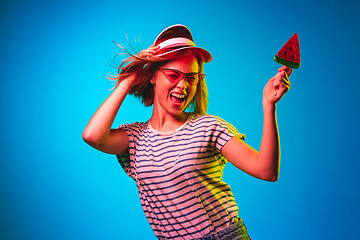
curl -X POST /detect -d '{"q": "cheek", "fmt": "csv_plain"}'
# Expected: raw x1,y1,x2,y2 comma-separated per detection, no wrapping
153,76,169,94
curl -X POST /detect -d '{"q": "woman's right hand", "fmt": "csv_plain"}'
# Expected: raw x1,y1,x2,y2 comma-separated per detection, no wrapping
121,45,160,87
138,44,160,59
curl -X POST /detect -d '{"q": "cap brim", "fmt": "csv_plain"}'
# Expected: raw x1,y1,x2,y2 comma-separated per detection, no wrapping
156,46,212,63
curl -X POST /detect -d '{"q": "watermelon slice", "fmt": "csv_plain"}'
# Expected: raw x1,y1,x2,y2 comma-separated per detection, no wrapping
274,33,300,69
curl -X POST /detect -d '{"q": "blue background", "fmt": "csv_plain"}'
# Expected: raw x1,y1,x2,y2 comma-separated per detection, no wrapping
1,0,359,239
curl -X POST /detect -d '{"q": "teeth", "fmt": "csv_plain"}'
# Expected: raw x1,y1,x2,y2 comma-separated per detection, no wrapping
171,93,186,99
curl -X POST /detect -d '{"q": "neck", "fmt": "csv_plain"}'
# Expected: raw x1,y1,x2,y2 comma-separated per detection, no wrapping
150,106,189,132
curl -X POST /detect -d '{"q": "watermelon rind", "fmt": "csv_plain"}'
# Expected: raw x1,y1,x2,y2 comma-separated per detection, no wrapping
274,55,300,69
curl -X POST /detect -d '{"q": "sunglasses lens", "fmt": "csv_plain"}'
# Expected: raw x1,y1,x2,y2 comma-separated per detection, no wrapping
185,74,198,85
162,69,183,83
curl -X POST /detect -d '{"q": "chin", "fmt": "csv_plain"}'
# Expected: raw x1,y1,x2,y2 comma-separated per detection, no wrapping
169,105,188,117
168,102,187,115
169,108,185,116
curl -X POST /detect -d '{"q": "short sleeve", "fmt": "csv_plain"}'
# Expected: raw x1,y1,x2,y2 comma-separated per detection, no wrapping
212,116,246,152
116,122,143,179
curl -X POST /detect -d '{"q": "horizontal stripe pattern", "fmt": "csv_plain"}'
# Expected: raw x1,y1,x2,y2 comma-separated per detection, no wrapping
117,114,245,239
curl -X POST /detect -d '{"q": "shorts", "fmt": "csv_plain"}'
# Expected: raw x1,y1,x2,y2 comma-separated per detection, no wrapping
195,218,251,240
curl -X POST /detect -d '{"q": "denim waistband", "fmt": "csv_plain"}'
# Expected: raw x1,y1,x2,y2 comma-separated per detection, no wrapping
195,218,251,240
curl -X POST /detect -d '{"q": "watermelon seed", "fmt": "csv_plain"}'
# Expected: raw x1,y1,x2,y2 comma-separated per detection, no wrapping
292,55,295,59
284,51,287,56
290,47,293,51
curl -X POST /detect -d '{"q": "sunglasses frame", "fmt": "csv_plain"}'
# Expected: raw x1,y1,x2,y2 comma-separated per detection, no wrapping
160,68,205,86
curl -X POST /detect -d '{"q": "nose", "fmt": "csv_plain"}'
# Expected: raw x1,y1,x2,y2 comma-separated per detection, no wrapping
176,78,189,89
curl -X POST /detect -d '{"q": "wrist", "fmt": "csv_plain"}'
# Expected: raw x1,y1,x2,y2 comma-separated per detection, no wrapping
118,77,134,92
262,100,276,114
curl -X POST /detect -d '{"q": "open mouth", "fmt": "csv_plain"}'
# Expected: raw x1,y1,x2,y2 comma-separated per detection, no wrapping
170,92,186,105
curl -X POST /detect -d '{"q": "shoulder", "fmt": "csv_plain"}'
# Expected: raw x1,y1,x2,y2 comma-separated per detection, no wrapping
192,114,230,126
190,114,231,133
191,113,246,140
118,121,149,135
119,121,147,128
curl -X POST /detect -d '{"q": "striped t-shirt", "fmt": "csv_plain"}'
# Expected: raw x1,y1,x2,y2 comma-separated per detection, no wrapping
117,114,246,239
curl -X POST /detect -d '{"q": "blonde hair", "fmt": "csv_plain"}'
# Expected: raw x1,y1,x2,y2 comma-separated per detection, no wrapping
108,45,208,114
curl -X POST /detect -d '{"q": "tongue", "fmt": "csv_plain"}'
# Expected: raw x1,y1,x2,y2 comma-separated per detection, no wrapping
171,96,184,104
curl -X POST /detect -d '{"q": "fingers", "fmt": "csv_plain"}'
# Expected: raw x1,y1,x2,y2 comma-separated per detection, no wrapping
272,79,289,98
274,75,291,89
273,70,291,95
265,66,293,103
276,66,292,85
281,71,291,87
285,67,293,77
273,78,290,91
278,66,293,77
138,45,160,59
148,45,160,53
278,65,288,72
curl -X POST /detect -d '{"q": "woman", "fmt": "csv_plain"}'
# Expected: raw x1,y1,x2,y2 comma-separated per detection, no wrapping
83,24,292,240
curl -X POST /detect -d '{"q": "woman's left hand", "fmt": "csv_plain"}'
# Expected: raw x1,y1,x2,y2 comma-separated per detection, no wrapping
263,66,292,106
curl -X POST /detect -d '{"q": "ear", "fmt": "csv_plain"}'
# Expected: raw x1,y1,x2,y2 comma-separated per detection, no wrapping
150,77,156,86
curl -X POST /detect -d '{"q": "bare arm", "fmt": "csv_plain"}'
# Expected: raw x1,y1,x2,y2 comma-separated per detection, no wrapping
82,79,133,155
83,45,159,155
221,66,292,181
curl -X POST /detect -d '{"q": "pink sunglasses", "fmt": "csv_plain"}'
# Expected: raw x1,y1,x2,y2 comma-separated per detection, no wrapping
161,68,205,86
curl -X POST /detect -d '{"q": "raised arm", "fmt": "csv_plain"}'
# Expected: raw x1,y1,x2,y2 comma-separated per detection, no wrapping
82,78,133,155
83,45,159,154
221,66,292,181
